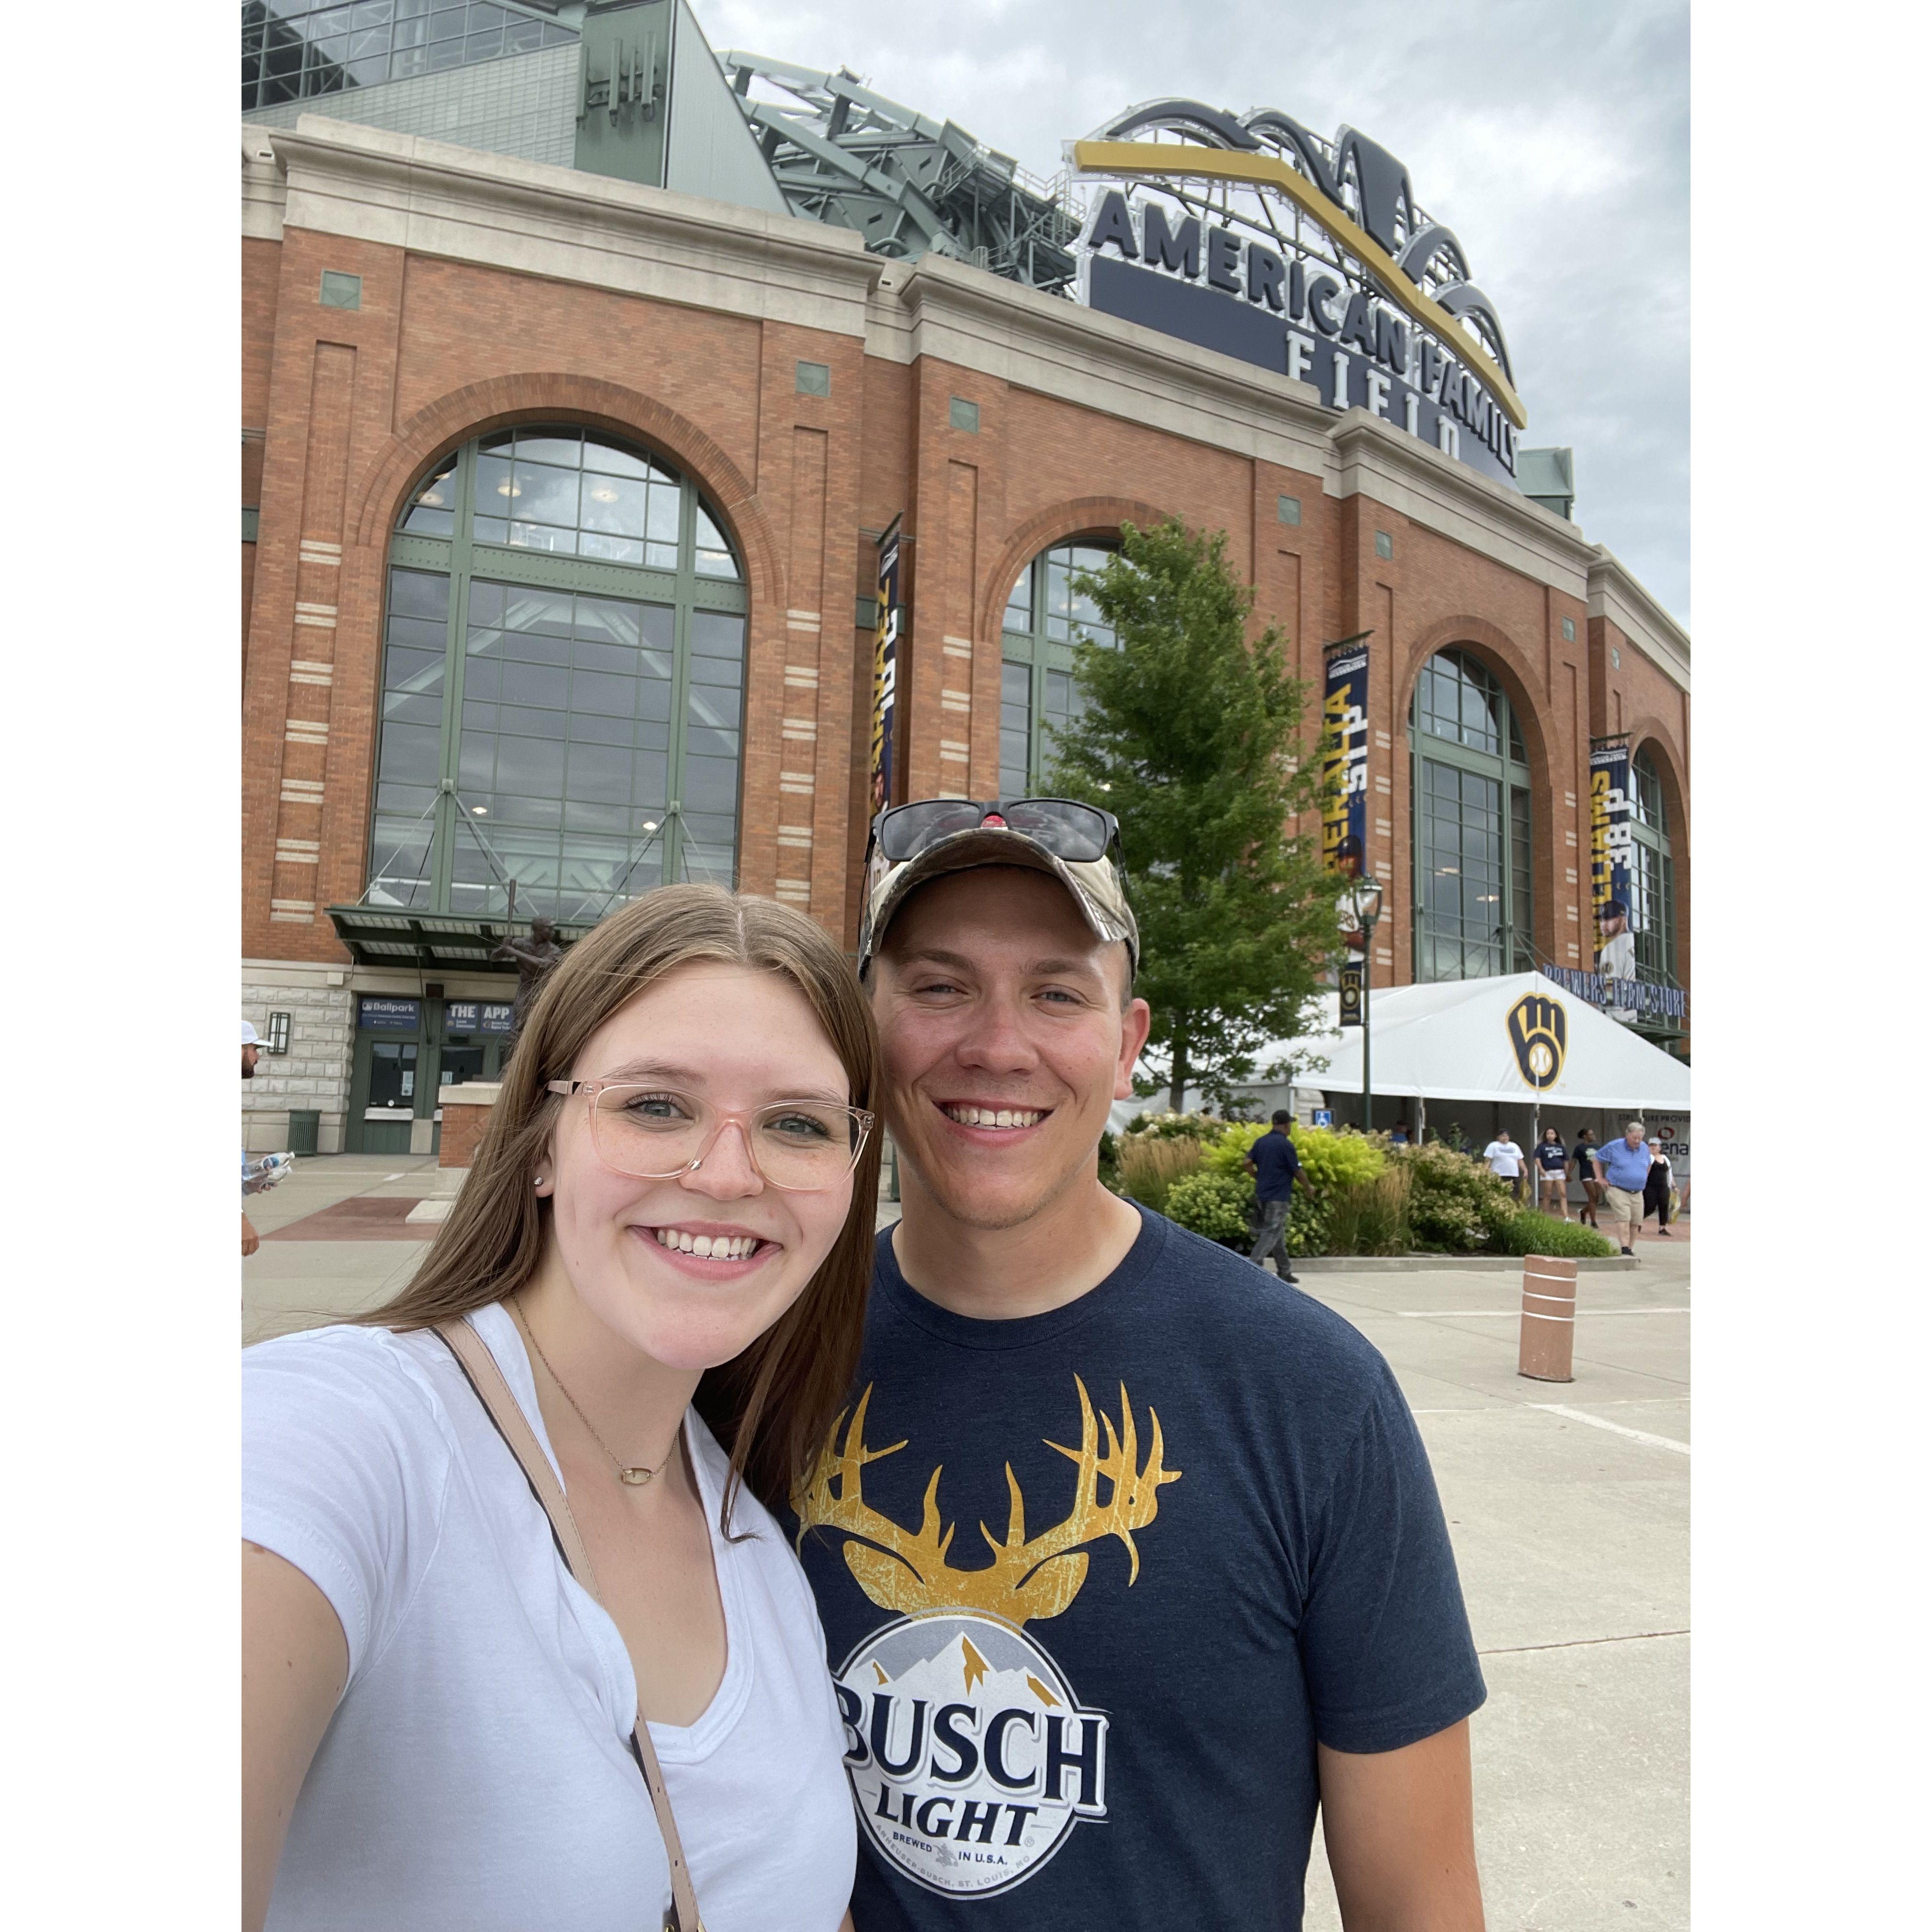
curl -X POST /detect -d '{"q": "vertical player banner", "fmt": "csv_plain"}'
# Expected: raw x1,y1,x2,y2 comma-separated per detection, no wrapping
869,517,903,816
1320,634,1371,874
1588,740,1637,997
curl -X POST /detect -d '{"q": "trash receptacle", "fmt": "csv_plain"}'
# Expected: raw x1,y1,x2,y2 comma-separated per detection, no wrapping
287,1109,321,1155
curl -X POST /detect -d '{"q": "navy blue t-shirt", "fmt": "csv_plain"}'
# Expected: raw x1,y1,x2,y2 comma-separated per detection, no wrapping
790,1206,1484,1930
1249,1127,1301,1202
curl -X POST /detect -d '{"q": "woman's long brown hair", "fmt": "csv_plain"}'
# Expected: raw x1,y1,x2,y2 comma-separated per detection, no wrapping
361,884,881,1530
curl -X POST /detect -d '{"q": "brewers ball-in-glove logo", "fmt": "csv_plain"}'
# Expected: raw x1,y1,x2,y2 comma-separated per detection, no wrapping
1506,992,1567,1090
794,1378,1181,1897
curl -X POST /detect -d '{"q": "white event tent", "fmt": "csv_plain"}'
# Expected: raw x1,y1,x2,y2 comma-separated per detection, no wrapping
1115,972,1690,1129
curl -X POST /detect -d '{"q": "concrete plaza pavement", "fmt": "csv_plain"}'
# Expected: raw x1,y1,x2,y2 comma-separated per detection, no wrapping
243,1156,1688,1930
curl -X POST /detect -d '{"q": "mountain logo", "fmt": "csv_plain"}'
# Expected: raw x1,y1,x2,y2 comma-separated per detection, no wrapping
797,1378,1180,1895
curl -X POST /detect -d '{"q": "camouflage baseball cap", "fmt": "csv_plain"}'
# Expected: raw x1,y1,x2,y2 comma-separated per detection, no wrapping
857,798,1138,979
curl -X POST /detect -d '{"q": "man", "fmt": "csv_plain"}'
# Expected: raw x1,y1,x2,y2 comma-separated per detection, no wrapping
1596,897,1636,983
242,1021,264,1257
1594,1119,1653,1257
1481,1126,1526,1203
1572,1126,1603,1229
1243,1109,1302,1283
1334,833,1368,954
795,796,1485,1931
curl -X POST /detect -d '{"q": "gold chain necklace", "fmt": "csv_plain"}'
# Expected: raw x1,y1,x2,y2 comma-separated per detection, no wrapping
510,1296,678,1488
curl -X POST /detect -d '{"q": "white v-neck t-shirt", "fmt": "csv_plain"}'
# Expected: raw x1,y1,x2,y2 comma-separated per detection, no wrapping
243,1304,856,1931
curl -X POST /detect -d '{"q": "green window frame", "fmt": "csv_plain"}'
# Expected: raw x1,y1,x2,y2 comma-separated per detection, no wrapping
998,540,1118,795
1409,649,1535,981
366,425,748,924
1631,744,1678,991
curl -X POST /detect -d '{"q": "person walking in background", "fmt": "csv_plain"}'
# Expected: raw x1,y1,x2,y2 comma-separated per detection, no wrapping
1594,1121,1653,1258
1482,1127,1527,1204
1244,1109,1303,1285
1644,1135,1675,1237
242,1021,274,1257
1534,1128,1570,1219
1572,1126,1603,1228
1389,1119,1413,1146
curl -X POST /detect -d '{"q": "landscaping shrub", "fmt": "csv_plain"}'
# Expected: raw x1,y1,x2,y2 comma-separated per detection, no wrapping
1396,1141,1517,1254
1098,1128,1121,1194
1122,1110,1224,1143
1288,1125,1387,1193
1163,1169,1256,1245
1200,1120,1268,1175
1327,1166,1413,1257
1286,1191,1330,1257
1116,1135,1202,1214
1129,1117,1525,1260
1496,1211,1618,1259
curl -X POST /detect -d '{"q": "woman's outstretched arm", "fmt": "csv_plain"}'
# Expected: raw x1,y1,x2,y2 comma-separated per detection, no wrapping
242,1542,348,1932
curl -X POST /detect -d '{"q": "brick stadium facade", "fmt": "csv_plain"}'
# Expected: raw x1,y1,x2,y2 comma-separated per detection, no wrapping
241,118,1689,1154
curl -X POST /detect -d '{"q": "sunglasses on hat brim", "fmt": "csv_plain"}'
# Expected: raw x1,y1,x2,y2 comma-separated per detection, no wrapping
870,797,1120,865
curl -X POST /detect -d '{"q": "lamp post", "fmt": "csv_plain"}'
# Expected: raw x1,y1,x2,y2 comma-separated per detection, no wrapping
1347,873,1385,1133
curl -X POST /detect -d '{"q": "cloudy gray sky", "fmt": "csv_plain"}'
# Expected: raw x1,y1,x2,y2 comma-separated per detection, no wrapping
693,0,1690,626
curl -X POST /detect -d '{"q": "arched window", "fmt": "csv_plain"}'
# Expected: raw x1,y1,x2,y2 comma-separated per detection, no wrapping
999,540,1118,795
1409,649,1534,981
1631,744,1677,986
367,426,747,922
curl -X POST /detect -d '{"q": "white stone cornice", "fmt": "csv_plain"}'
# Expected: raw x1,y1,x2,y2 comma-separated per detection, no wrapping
1332,411,1598,598
243,127,287,241
1587,548,1692,690
261,115,882,334
873,252,1337,477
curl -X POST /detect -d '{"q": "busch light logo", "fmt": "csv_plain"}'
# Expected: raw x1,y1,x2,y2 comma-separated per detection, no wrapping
796,1378,1182,1896
835,1613,1106,1895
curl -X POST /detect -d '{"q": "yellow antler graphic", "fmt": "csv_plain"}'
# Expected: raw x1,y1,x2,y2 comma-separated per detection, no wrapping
794,1377,1181,1626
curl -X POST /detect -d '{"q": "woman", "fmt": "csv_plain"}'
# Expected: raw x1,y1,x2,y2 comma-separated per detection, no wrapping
1572,1126,1603,1229
1534,1127,1571,1219
1644,1134,1675,1237
243,886,880,1932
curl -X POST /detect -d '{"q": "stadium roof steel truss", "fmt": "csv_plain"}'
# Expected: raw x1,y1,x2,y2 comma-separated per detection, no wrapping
719,51,1083,292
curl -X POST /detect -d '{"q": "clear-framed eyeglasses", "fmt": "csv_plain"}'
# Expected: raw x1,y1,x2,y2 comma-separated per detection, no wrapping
545,1081,874,1193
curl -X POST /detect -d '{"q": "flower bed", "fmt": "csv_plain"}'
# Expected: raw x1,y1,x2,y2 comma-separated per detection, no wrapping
1113,1113,1615,1259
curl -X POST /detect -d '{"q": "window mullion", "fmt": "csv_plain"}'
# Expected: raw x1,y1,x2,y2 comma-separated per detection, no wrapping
426,445,479,912
664,481,700,886
1027,569,1048,790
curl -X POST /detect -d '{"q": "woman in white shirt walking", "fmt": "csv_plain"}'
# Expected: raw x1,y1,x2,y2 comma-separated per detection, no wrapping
243,885,880,1932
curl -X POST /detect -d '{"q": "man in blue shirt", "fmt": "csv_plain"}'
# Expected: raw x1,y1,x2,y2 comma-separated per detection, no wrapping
795,796,1486,1932
1244,1109,1303,1284
1593,1119,1654,1257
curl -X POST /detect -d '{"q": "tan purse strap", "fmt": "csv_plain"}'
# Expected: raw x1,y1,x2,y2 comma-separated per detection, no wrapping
435,1316,704,1932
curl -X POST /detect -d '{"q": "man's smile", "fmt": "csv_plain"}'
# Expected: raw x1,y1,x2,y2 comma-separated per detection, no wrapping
934,1099,1053,1134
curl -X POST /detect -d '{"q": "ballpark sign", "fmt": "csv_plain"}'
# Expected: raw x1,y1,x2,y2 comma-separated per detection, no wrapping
1071,101,1525,487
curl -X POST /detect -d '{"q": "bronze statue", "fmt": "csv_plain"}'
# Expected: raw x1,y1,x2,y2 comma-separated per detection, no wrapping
490,914,564,1035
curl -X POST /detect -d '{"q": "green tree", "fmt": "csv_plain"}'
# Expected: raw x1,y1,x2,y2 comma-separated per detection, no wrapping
1047,518,1340,1111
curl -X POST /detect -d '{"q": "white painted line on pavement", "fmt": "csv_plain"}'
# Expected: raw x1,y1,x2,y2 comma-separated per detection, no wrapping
1529,1403,1690,1455
1395,1307,1689,1317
